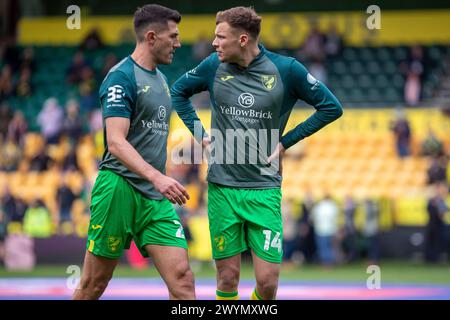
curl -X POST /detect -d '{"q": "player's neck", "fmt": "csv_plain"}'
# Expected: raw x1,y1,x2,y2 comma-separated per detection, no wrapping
236,44,260,68
131,45,157,71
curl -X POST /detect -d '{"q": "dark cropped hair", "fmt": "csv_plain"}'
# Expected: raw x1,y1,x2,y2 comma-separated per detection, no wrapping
216,6,261,39
134,4,181,42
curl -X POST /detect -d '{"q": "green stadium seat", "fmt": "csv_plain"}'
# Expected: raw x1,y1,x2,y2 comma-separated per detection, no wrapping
359,47,375,61
367,61,381,75
349,61,364,75
376,47,392,61
367,88,380,103
374,74,389,88
393,46,408,61
428,46,443,61
331,61,346,75
333,88,346,101
358,74,373,89
383,61,398,74
348,88,365,103
342,47,357,61
8,44,445,119
427,72,441,88
422,83,434,99
341,75,355,89
391,74,405,89
384,87,402,103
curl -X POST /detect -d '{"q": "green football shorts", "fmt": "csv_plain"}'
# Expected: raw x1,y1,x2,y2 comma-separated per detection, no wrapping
86,169,187,259
207,182,283,263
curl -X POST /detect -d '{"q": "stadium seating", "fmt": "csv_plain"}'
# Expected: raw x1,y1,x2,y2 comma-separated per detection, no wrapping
1,43,449,235
5,44,450,123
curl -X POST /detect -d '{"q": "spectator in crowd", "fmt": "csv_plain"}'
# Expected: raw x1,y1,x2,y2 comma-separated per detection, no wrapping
56,176,77,224
63,99,84,145
308,57,327,84
1,187,27,226
421,129,444,157
62,144,79,171
0,65,14,101
0,208,7,266
29,146,51,172
342,195,358,262
425,183,449,263
37,97,64,144
0,135,22,171
13,198,28,224
403,45,425,106
19,46,36,72
324,22,343,58
80,28,104,51
14,67,33,98
311,193,339,266
362,199,380,264
297,22,327,85
391,111,411,158
23,199,53,238
2,187,18,222
282,200,301,265
88,109,103,133
427,155,448,186
0,103,12,141
78,66,98,114
7,109,27,147
66,51,89,85
298,22,325,62
299,191,316,264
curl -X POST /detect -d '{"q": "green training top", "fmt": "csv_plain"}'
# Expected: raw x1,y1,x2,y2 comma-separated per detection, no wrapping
171,45,343,189
99,56,172,200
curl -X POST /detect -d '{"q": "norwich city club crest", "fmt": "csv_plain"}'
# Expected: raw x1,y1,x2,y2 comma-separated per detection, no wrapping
108,236,122,253
214,235,226,252
261,75,277,91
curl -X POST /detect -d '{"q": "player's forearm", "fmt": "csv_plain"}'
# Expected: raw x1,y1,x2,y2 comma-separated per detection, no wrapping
108,138,162,183
172,96,208,142
281,101,343,149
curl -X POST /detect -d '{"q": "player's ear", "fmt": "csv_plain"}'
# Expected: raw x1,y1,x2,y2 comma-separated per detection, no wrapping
239,33,249,48
145,30,157,44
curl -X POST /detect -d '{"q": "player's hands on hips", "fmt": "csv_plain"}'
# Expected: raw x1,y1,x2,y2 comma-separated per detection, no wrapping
267,142,286,175
202,136,212,157
202,136,211,148
152,173,190,205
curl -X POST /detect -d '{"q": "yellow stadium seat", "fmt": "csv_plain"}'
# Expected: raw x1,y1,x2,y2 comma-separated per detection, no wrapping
23,133,45,160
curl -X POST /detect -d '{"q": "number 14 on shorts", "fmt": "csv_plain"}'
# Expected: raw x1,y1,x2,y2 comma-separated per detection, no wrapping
263,230,281,252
